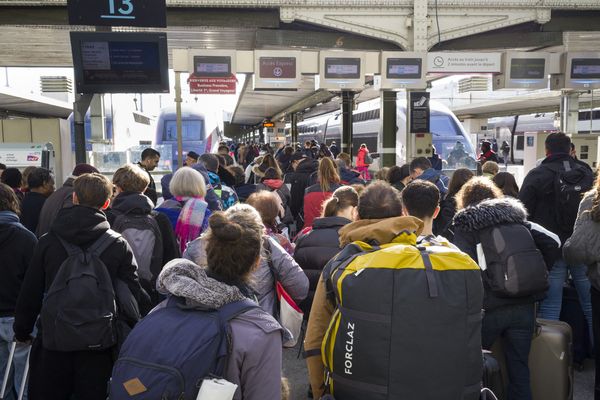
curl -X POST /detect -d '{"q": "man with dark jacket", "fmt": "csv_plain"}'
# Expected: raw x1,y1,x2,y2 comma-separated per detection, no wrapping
0,183,37,400
286,153,318,227
14,173,143,400
36,163,99,237
519,132,595,326
137,147,160,205
20,168,55,233
106,164,180,307
410,157,449,198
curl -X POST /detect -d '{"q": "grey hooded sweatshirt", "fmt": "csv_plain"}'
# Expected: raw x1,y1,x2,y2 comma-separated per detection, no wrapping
563,190,600,291
156,259,283,400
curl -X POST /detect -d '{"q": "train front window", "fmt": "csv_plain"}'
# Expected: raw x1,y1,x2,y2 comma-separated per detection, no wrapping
430,114,461,137
164,120,204,141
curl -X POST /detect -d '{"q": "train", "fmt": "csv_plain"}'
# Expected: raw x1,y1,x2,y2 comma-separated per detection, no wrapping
290,98,477,168
154,105,222,165
485,109,600,163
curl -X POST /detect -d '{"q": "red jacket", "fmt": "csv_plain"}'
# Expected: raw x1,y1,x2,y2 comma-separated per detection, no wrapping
302,182,341,228
356,147,369,167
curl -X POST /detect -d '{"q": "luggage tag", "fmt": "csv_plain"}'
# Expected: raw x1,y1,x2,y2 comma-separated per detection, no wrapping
476,243,487,271
196,378,238,400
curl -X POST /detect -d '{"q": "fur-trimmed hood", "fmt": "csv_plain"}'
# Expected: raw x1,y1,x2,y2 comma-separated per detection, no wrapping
453,197,527,232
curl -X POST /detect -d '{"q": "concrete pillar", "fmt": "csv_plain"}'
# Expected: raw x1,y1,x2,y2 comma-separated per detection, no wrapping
560,91,580,135
290,113,299,145
380,91,398,167
73,94,93,165
89,94,106,142
341,90,355,157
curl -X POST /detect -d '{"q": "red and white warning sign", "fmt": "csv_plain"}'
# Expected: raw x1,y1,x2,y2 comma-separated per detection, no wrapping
188,74,237,94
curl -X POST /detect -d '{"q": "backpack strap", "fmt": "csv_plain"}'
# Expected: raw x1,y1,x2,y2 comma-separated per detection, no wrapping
56,235,83,257
419,249,439,298
88,229,122,258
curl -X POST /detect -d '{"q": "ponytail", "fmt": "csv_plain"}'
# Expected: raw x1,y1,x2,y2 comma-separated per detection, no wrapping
321,186,359,218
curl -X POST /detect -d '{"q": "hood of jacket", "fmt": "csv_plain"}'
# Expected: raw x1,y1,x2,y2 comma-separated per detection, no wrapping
262,179,283,190
0,211,23,245
453,197,527,232
207,171,221,187
296,158,319,174
157,258,247,309
339,216,423,247
111,191,153,215
340,167,361,181
50,205,110,245
191,164,213,187
419,168,442,183
312,216,352,230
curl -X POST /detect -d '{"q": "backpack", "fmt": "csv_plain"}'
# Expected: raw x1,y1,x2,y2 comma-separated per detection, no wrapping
109,297,258,400
112,211,163,287
321,235,483,400
477,223,549,298
543,160,593,234
40,230,121,352
364,152,373,165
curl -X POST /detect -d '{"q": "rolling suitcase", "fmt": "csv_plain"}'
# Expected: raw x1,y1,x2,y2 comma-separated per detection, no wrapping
0,342,31,400
492,318,573,400
482,352,504,400
560,284,591,366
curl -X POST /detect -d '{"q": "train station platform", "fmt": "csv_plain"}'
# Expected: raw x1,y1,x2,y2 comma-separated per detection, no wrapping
0,86,71,118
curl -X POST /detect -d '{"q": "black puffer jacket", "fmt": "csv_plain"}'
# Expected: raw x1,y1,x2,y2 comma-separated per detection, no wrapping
453,197,561,311
14,205,143,342
0,214,37,317
433,196,457,240
293,216,350,312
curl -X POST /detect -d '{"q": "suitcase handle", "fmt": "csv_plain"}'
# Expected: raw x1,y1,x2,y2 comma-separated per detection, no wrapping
0,341,16,399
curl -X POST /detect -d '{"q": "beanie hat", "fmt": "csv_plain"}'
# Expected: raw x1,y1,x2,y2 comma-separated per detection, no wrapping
72,163,99,176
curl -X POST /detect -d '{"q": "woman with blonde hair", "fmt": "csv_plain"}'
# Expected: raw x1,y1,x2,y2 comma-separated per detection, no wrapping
302,157,341,227
155,167,210,252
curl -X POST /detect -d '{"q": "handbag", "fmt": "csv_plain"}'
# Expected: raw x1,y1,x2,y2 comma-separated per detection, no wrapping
263,238,304,347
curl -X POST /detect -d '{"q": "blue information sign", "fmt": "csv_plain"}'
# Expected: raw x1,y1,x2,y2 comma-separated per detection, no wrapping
68,0,167,28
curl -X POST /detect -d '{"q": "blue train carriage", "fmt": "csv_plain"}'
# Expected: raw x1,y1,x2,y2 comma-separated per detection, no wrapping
291,98,476,168
155,105,222,167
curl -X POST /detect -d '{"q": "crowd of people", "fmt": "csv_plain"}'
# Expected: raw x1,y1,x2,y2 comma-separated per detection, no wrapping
0,131,598,400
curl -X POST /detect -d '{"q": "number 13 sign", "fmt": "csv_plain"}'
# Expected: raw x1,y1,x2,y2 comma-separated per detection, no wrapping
68,0,166,27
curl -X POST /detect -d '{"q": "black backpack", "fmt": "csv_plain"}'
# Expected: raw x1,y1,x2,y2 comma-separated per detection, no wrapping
543,160,593,235
478,223,549,298
41,230,121,352
112,211,163,288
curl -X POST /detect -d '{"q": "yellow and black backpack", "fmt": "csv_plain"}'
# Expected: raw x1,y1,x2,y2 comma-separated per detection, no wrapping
321,232,483,400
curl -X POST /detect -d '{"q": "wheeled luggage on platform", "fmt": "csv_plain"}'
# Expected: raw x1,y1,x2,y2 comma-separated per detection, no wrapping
482,352,504,400
0,342,31,400
560,284,591,366
492,318,573,400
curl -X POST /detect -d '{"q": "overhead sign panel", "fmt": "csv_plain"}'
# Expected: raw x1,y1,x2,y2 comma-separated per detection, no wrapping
380,52,427,90
493,52,550,90
253,50,301,90
427,52,502,73
188,76,236,95
565,52,600,89
318,51,365,90
67,0,166,27
194,56,232,77
70,32,169,94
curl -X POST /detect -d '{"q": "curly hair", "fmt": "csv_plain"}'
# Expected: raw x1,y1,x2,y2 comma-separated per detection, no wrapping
590,174,600,223
456,176,503,209
0,183,20,214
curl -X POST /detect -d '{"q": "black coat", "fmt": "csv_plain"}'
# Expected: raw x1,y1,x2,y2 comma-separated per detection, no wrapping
452,197,561,311
287,159,319,220
433,196,457,240
294,216,350,312
519,153,593,243
20,191,47,233
14,205,143,342
137,163,157,205
0,216,37,317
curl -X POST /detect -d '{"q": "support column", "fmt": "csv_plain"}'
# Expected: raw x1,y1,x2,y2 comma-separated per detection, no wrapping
380,91,398,167
290,113,299,145
560,91,580,135
175,71,183,169
341,90,355,157
89,94,106,142
73,93,93,165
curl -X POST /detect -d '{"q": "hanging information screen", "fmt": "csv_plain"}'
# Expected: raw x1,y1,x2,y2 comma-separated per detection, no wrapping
324,58,361,79
259,57,296,79
194,56,232,77
571,58,600,79
387,58,422,79
71,32,169,93
509,58,546,80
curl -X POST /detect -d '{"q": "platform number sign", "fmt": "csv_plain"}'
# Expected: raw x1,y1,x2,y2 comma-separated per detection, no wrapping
67,0,167,28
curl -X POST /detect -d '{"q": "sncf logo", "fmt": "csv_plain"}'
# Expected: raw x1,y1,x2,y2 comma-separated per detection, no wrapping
344,322,355,375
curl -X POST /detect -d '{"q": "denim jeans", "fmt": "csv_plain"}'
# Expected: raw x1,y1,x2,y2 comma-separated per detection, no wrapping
0,317,30,400
591,288,600,400
539,258,594,343
482,303,535,400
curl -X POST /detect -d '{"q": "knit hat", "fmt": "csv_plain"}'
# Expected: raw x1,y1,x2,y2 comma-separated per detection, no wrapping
72,163,99,176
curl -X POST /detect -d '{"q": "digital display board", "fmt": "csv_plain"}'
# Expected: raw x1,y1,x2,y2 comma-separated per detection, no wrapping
71,32,169,94
259,57,296,79
509,58,546,80
387,58,422,79
571,58,600,79
194,56,232,77
324,57,361,79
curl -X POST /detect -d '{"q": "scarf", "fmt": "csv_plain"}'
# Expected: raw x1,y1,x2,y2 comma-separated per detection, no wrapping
0,211,23,228
174,196,209,253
